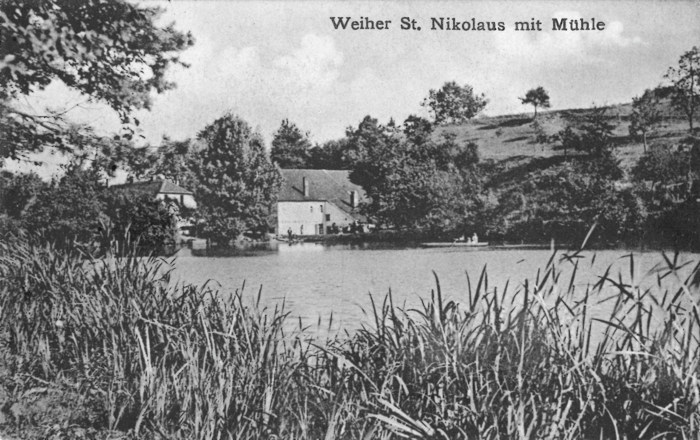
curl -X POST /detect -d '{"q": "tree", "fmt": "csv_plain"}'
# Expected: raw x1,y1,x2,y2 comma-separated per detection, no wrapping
422,81,488,126
0,170,45,219
348,115,481,230
307,138,354,170
495,160,643,246
270,119,312,168
125,137,202,193
632,144,689,192
557,106,618,159
665,46,700,132
629,89,663,152
101,188,177,251
23,166,106,248
520,87,551,118
0,0,194,161
196,113,281,244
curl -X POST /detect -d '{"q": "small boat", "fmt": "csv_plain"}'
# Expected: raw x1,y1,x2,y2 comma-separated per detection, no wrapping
420,242,489,248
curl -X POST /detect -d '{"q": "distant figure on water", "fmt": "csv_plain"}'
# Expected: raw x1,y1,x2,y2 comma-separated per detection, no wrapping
287,227,293,240
472,232,478,243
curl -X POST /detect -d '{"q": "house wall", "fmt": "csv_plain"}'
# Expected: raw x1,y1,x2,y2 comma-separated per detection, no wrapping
324,202,355,232
278,200,358,236
278,201,326,236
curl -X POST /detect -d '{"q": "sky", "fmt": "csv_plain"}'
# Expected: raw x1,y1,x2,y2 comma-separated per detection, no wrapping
6,0,700,177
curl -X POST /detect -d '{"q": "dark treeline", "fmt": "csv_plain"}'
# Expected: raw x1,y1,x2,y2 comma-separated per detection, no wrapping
4,100,700,250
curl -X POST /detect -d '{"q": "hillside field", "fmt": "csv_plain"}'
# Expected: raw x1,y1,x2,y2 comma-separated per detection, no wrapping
436,100,693,172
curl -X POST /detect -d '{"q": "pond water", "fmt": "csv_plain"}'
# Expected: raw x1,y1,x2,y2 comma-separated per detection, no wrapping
171,243,699,337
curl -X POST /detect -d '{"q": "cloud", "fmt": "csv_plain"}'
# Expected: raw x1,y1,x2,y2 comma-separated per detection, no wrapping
132,33,347,143
478,10,646,115
590,20,644,47
274,34,343,90
493,11,643,62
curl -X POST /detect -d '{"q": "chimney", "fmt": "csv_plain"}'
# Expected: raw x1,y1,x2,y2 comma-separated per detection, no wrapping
350,190,358,208
303,177,309,197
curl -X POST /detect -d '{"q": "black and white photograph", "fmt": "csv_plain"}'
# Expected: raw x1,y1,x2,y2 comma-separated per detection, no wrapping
1,0,700,438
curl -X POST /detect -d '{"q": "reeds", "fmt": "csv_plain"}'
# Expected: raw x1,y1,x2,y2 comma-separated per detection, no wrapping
0,235,698,439
0,236,314,438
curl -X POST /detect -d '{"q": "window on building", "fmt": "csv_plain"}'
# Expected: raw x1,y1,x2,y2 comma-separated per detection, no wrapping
320,205,323,212
326,214,331,221
310,206,313,213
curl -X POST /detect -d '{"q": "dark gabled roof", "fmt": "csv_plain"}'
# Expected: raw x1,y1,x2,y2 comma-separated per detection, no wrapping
110,179,193,196
278,169,366,217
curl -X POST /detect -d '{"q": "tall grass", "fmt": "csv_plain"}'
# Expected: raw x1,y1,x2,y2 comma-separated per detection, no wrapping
0,235,699,439
0,236,317,438
326,251,700,439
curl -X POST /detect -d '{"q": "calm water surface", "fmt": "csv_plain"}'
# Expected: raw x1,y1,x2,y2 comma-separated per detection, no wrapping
172,243,699,335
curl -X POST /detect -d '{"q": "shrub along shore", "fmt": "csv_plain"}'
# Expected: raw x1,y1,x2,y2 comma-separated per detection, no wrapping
0,236,699,439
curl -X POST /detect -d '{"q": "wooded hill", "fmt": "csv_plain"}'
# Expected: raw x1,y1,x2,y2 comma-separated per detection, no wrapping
424,96,699,248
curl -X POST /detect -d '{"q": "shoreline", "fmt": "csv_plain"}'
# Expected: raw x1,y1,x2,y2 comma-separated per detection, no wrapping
182,233,698,254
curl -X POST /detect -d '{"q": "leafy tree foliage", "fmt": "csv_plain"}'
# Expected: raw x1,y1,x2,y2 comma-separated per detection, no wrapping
22,167,106,247
632,145,690,191
307,138,354,170
13,166,178,251
270,119,312,168
629,88,663,152
665,46,700,132
0,170,46,238
196,113,281,244
0,170,45,218
492,158,644,245
348,115,481,230
101,188,177,250
557,107,618,159
520,87,551,118
632,138,700,248
422,81,488,126
125,137,202,192
0,0,194,160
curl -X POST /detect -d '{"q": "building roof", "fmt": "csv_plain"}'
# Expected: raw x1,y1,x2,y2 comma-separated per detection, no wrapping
278,169,367,218
110,179,194,196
